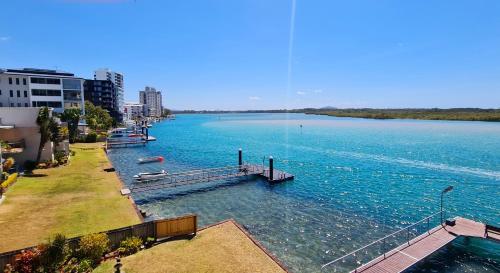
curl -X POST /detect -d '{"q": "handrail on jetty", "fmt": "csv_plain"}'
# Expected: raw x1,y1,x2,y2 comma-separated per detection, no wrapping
322,213,496,273
322,212,442,272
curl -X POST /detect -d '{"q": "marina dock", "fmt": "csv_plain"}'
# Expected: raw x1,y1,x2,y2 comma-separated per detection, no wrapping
123,149,294,194
322,215,500,273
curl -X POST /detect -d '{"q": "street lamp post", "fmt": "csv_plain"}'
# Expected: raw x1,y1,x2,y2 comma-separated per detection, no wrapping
441,186,454,227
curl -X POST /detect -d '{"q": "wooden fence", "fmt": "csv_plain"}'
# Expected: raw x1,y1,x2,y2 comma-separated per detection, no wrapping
0,214,197,270
156,214,197,238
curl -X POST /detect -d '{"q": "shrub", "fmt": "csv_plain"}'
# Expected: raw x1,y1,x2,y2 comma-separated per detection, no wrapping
40,234,70,271
77,233,110,265
14,248,42,273
118,236,143,256
23,160,37,173
3,157,15,171
54,151,67,165
1,173,18,189
85,131,97,143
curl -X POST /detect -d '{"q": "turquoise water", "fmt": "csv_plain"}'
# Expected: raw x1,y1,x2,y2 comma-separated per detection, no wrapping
107,113,500,272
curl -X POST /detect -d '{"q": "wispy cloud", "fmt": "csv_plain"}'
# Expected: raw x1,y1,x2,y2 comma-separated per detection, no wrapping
296,91,307,95
313,89,323,93
249,96,261,101
0,36,11,42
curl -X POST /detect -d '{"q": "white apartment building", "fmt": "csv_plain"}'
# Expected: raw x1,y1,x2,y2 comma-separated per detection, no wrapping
139,86,163,117
94,68,124,115
123,102,145,121
0,68,85,113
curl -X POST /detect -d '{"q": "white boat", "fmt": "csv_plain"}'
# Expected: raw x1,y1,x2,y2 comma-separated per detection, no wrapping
133,170,167,181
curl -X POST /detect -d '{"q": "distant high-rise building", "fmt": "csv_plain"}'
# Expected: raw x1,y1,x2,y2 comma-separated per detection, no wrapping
83,79,122,121
139,86,162,117
0,68,84,113
94,68,124,115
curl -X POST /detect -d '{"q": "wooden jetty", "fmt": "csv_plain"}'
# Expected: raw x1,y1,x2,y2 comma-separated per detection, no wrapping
123,150,294,194
322,214,500,273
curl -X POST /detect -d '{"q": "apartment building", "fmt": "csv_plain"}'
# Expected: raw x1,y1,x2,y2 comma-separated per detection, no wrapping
139,86,163,117
123,102,145,121
94,68,124,115
83,79,122,121
0,68,85,113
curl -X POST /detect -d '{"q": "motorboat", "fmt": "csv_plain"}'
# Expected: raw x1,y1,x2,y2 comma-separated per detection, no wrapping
128,133,144,138
133,170,168,181
137,156,164,164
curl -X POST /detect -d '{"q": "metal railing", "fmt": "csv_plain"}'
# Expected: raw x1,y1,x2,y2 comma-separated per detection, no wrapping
321,211,443,272
130,164,264,192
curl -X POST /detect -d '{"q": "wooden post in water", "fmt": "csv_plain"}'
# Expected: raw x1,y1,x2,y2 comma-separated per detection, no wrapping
269,156,274,181
238,148,243,167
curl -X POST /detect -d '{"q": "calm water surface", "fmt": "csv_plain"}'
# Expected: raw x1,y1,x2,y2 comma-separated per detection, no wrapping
107,114,500,273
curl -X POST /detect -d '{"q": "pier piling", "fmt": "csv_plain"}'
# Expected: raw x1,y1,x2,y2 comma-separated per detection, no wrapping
269,156,274,181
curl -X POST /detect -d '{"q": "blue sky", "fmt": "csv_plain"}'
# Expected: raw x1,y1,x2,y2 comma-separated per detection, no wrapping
1,0,500,110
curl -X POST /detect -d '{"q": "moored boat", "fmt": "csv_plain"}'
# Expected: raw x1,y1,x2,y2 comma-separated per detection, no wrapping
133,170,168,181
137,156,164,164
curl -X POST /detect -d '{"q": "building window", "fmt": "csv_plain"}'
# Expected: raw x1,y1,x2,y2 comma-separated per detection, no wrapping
17,103,21,107
30,77,61,84
8,77,12,84
23,78,27,85
17,90,20,97
10,103,14,107
31,89,61,96
24,90,28,97
32,102,36,107
0,103,2,107
25,103,28,107
0,90,2,95
10,90,13,97
16,78,19,85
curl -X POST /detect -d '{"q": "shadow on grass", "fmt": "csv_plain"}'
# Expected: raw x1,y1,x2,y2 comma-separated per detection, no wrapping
23,173,48,177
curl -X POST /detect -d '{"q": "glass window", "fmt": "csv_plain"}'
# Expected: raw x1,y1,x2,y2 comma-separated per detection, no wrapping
9,90,13,97
32,102,36,107
16,78,19,85
62,79,81,90
23,78,27,85
30,77,61,84
0,103,2,107
17,90,20,97
17,103,21,107
25,103,28,107
10,103,14,107
8,77,12,84
0,90,2,95
24,91,28,97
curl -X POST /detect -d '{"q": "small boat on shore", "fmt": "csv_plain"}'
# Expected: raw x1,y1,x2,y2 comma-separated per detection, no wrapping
133,170,167,181
137,156,164,164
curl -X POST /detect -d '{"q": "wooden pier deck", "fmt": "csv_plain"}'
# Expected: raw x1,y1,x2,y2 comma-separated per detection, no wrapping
124,164,294,194
322,216,498,273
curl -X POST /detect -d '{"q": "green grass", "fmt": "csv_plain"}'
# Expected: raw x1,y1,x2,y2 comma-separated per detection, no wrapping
93,221,286,273
0,143,141,252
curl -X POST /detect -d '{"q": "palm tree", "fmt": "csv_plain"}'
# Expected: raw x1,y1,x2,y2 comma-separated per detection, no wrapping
36,107,53,163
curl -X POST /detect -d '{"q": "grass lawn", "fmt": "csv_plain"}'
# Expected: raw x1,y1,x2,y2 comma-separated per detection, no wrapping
0,143,141,252
94,221,287,273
